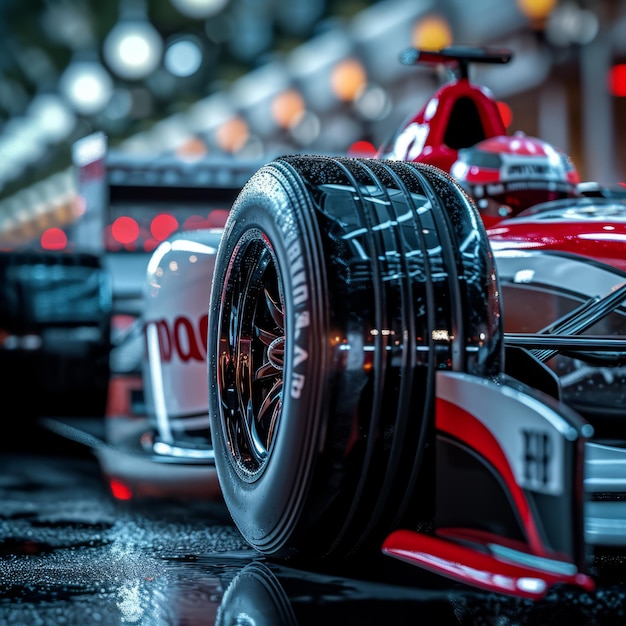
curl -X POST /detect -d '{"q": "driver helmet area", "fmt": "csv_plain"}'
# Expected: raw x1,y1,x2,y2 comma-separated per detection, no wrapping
450,132,581,226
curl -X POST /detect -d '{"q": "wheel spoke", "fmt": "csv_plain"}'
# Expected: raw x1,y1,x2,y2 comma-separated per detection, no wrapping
265,288,284,328
244,399,269,464
257,378,283,444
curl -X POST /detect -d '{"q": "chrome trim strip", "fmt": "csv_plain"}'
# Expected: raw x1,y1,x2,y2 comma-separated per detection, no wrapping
152,440,215,461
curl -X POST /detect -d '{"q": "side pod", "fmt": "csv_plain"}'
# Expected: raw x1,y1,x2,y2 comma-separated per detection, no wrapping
382,371,595,599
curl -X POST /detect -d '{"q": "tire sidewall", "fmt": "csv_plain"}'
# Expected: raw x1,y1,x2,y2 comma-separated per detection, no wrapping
208,167,325,550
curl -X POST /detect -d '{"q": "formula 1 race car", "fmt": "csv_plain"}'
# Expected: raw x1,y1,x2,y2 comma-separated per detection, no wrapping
96,47,626,600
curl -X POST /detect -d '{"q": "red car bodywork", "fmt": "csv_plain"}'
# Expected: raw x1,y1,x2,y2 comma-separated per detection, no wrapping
488,200,626,273
378,47,508,173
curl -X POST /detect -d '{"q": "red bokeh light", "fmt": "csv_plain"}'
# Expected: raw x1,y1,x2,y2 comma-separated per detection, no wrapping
111,216,140,245
347,140,377,156
206,209,229,228
150,213,179,241
109,478,133,501
608,64,626,97
183,214,210,230
40,227,67,250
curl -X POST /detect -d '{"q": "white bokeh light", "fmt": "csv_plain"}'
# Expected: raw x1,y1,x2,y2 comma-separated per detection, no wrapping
104,20,163,80
27,94,76,142
170,0,229,19
59,60,114,115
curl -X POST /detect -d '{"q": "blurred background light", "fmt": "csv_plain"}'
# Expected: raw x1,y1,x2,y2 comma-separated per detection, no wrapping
175,136,209,159
104,16,163,80
40,227,68,251
0,119,46,176
330,58,367,102
164,36,204,77
150,213,179,240
27,95,77,143
412,14,453,51
347,139,377,156
112,215,140,245
608,64,626,97
516,0,558,21
214,116,249,152
170,0,230,19
271,89,306,129
545,2,599,46
59,59,114,116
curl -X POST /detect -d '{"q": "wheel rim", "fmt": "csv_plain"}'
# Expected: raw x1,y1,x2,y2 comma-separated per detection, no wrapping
217,230,285,478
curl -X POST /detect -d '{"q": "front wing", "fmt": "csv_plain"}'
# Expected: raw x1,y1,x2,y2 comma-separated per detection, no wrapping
383,370,595,599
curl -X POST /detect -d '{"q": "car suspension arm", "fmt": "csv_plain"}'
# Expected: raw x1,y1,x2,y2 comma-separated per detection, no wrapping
504,282,626,363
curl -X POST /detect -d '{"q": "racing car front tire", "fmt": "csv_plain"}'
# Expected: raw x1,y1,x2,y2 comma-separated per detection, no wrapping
208,155,503,563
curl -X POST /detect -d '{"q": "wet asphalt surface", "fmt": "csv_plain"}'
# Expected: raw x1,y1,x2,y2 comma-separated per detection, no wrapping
3,423,626,625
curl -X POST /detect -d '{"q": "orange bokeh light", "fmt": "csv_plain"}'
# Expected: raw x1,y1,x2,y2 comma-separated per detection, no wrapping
271,89,306,128
215,117,249,153
516,0,557,20
330,58,367,102
412,14,453,51
176,136,208,160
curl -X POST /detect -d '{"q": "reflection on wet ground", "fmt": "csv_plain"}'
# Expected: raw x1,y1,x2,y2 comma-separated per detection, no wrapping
1,443,626,625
